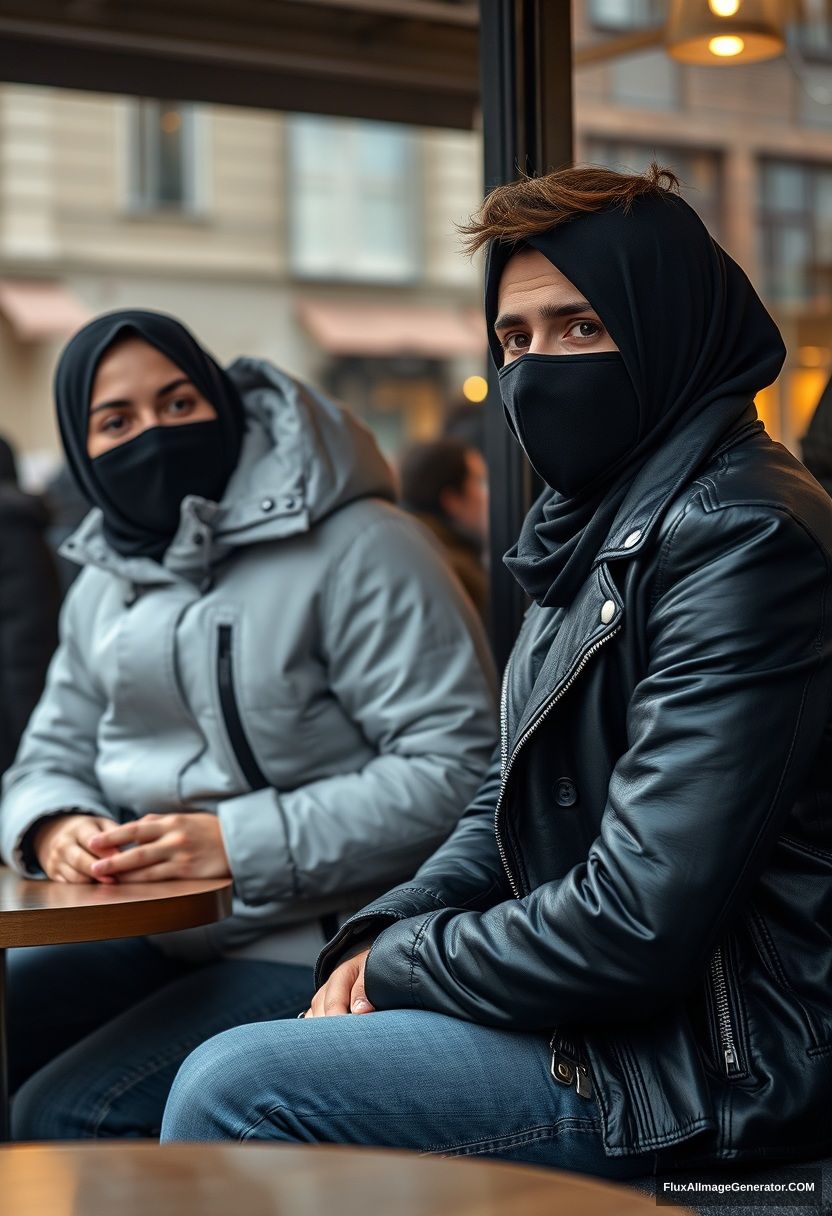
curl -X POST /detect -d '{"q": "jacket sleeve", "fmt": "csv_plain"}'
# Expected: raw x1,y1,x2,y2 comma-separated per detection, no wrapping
0,578,114,874
315,743,510,983
217,510,498,908
361,500,832,1028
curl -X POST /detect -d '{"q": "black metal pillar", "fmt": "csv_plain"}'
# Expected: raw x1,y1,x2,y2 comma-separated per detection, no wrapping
479,0,574,673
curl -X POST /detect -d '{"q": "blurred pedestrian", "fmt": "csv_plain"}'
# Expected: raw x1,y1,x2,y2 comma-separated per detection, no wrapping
1,309,496,1140
0,436,60,775
801,372,832,495
399,436,489,618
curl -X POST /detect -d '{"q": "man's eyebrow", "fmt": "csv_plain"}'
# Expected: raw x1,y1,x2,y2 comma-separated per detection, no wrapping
89,377,193,416
493,300,596,331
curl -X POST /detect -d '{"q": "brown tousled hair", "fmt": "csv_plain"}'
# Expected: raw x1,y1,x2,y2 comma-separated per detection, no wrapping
458,162,681,255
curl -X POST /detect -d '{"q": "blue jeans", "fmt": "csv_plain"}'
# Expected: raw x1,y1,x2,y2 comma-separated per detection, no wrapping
8,938,314,1140
161,1010,655,1180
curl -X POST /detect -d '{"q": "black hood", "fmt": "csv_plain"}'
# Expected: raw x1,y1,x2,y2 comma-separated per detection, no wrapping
484,190,786,607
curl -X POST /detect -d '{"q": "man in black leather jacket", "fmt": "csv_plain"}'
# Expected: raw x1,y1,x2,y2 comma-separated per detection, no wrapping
162,165,832,1176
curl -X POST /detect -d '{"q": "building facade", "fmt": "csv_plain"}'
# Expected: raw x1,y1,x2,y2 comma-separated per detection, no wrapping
1,3,832,479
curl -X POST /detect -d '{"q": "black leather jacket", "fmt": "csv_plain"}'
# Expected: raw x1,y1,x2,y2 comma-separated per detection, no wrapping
317,421,832,1164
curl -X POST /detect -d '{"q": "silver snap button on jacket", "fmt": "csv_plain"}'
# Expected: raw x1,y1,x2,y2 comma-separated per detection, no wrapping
601,600,616,625
624,530,642,549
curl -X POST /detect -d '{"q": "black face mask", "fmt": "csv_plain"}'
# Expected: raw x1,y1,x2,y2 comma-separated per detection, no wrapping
55,309,245,562
92,420,230,557
498,351,640,497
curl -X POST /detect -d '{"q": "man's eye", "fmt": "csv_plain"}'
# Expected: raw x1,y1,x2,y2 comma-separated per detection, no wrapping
504,332,530,352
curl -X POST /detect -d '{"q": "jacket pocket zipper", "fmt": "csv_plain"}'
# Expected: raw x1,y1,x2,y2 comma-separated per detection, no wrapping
549,1030,593,1099
708,945,744,1077
217,624,268,791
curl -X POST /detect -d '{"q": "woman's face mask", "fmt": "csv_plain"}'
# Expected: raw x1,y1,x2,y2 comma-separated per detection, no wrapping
87,336,229,543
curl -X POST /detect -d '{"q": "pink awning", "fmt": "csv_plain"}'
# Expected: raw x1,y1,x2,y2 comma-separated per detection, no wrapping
298,297,486,359
0,280,91,341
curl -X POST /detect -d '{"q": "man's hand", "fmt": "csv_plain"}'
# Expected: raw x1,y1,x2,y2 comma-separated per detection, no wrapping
305,948,375,1017
33,813,120,884
87,812,231,882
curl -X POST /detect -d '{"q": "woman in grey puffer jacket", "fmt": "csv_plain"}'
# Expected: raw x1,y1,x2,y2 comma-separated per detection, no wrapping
0,310,497,1140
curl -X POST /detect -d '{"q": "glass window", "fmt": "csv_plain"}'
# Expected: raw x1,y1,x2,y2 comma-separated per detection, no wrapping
128,100,198,213
759,160,832,304
588,0,663,31
584,140,724,240
611,50,679,110
288,116,420,283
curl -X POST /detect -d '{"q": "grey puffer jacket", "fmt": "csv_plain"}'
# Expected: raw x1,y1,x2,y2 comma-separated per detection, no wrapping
0,360,497,961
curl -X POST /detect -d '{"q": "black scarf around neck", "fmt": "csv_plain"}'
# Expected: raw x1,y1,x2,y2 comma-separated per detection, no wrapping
54,309,245,561
484,192,786,608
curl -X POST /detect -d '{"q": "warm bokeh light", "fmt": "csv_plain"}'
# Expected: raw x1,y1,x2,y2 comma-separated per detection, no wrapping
462,374,488,403
790,369,828,441
709,34,745,56
160,110,182,135
798,346,830,369
708,0,741,16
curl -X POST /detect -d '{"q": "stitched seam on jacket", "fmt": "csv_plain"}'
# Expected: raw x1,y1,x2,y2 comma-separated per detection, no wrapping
407,910,443,1009
273,792,300,899
618,1041,653,1145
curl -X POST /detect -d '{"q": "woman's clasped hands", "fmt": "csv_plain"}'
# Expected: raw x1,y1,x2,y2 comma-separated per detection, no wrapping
33,811,231,884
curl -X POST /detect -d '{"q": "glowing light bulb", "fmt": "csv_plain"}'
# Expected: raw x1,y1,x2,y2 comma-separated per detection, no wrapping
462,375,488,403
708,0,740,16
709,34,745,55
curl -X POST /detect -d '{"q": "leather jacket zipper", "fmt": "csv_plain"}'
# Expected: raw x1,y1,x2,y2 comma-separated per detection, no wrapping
217,624,268,791
708,945,743,1077
495,624,622,900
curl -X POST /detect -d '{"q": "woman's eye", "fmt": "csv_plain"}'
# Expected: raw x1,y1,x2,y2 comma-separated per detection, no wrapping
101,415,127,433
567,320,602,340
166,397,195,415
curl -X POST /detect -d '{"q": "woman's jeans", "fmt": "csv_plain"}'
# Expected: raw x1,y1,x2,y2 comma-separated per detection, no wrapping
161,1009,655,1180
8,938,314,1140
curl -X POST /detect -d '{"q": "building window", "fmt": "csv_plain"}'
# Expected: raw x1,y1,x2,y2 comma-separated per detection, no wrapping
288,115,420,283
128,100,199,214
759,160,832,303
588,0,664,31
611,49,679,110
584,141,724,239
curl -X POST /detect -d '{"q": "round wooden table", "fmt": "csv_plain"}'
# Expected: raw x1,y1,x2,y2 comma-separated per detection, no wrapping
0,1143,684,1216
0,866,232,1141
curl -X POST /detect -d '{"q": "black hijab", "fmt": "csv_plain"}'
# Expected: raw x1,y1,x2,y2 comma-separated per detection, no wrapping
55,310,245,560
485,190,786,608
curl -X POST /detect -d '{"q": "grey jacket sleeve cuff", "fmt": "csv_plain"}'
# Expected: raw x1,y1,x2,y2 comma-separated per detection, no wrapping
2,794,113,876
216,787,296,906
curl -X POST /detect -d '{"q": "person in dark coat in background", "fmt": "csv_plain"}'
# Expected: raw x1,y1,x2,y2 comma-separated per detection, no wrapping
399,437,489,619
0,436,60,774
43,463,90,598
801,373,832,495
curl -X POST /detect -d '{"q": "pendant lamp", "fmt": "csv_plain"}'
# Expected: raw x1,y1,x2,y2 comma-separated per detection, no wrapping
666,0,786,63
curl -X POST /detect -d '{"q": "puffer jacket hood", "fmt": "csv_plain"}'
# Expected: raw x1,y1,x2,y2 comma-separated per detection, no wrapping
60,359,396,584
